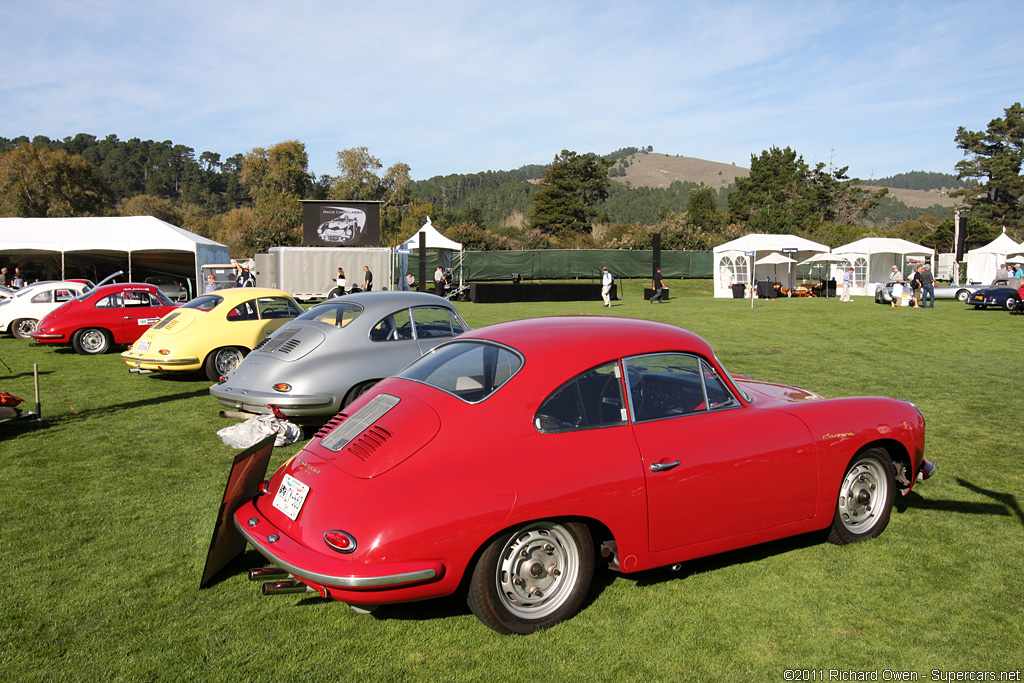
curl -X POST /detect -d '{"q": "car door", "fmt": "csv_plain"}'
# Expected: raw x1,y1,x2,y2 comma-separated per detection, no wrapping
117,290,171,343
624,352,818,553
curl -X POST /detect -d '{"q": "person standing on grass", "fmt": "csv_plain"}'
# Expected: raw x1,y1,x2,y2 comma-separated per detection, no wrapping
921,264,935,308
840,268,854,302
601,267,614,307
910,266,923,308
650,268,667,303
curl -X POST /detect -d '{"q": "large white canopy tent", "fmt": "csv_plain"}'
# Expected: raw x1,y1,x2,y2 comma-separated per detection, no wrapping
0,216,229,296
712,234,829,298
396,217,464,293
832,237,934,294
965,230,1024,284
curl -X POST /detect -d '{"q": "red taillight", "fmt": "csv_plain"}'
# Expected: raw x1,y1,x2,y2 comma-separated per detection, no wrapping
324,530,357,554
257,480,269,494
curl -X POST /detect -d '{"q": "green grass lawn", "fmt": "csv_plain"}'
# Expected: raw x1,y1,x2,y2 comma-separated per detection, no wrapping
1,280,1021,682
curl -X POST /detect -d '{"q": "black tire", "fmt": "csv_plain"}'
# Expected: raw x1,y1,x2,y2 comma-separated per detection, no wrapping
11,318,37,339
828,448,896,545
72,328,111,355
1004,296,1017,311
204,346,247,382
467,520,593,635
974,304,984,310
341,380,378,407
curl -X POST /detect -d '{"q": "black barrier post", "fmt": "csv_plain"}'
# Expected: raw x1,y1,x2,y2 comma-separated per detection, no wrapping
418,232,427,293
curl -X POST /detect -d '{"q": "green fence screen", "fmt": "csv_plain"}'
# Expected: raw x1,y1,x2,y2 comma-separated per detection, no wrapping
399,249,713,282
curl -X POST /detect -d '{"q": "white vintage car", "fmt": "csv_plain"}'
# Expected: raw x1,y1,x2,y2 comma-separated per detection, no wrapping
0,280,90,338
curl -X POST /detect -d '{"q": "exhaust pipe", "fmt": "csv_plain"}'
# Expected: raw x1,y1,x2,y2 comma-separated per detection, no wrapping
249,566,289,581
262,580,316,595
129,368,153,374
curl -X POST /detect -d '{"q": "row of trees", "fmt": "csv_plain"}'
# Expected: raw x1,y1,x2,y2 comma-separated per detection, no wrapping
2,102,1021,256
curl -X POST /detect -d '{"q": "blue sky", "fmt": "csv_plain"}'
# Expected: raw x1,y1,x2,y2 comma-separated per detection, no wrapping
2,0,1022,182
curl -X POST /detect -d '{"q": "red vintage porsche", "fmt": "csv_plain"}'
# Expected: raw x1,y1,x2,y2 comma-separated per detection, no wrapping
30,283,178,354
233,317,933,634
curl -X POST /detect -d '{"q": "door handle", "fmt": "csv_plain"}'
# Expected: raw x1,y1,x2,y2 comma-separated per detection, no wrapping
650,460,680,472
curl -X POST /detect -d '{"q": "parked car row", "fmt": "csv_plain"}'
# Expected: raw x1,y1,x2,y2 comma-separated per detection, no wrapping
5,277,939,635
873,280,979,304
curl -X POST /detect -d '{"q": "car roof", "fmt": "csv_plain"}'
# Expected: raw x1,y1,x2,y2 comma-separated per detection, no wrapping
457,316,716,370
204,287,297,304
317,290,457,311
82,282,163,297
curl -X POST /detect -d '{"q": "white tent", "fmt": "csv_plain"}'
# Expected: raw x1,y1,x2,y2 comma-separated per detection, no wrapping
396,217,464,294
0,216,229,295
712,234,829,298
833,237,934,294
965,230,1024,284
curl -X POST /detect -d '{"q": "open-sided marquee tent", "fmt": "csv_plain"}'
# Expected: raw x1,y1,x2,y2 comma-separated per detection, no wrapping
832,237,934,294
712,233,829,297
965,229,1024,284
0,216,229,295
397,217,464,292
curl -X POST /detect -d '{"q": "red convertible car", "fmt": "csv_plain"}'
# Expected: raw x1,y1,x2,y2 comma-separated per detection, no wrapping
233,317,933,634
30,283,178,354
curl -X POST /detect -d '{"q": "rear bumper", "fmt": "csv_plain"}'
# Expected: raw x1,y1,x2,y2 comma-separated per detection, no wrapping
122,355,201,371
234,503,444,599
212,385,337,416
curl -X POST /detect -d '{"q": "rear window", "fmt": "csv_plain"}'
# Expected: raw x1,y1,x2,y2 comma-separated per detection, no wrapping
182,294,222,311
397,340,523,403
298,301,363,327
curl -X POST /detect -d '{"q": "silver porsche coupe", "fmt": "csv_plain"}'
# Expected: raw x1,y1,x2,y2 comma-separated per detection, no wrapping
210,291,470,421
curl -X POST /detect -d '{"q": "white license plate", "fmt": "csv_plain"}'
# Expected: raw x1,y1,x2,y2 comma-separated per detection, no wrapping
137,341,150,352
272,473,310,521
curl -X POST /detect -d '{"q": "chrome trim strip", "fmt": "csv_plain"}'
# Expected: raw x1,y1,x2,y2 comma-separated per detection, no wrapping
235,516,438,588
128,356,200,364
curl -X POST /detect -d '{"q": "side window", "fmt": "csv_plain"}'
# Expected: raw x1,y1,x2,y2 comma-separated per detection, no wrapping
257,297,302,319
227,300,258,321
370,310,413,341
624,353,737,422
412,306,459,339
535,361,626,433
123,291,157,307
55,289,74,302
94,294,122,309
31,291,53,304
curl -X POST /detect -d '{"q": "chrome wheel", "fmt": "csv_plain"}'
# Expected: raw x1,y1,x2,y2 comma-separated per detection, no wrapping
73,328,111,355
829,448,896,545
205,346,246,381
468,520,593,634
955,289,970,302
496,523,581,620
11,318,37,339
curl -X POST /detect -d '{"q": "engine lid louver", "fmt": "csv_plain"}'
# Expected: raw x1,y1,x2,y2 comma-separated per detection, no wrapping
319,394,400,453
260,327,301,353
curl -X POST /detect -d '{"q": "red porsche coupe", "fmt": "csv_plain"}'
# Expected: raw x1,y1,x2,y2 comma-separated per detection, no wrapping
232,316,934,634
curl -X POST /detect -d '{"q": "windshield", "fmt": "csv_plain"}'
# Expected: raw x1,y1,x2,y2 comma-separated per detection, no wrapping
397,340,523,403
